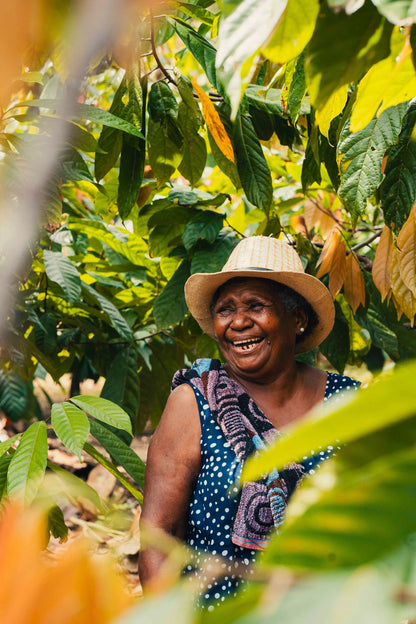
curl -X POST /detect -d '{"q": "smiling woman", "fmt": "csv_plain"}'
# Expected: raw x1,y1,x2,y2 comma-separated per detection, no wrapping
139,236,359,609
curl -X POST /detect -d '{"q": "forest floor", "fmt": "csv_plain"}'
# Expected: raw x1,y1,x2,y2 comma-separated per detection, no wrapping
1,373,150,598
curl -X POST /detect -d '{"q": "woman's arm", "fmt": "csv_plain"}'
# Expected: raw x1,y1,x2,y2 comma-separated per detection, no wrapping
139,383,202,591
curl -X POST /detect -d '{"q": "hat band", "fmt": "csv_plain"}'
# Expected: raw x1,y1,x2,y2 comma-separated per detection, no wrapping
229,266,274,272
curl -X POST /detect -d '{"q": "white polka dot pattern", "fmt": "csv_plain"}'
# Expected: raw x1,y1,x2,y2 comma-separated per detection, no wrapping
183,372,360,608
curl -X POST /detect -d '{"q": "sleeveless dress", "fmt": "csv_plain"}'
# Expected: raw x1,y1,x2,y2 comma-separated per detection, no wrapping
182,369,359,610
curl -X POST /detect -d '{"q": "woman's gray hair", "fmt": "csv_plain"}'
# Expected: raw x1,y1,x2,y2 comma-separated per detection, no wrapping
210,277,319,344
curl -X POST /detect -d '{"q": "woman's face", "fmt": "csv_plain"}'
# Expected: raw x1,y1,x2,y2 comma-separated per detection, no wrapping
212,278,306,383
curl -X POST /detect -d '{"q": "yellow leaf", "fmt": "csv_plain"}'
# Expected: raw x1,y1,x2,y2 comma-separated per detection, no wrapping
262,0,320,66
372,225,393,302
396,204,416,294
316,228,340,277
390,246,416,325
192,81,235,163
350,28,416,132
344,252,366,313
328,237,347,297
316,84,349,138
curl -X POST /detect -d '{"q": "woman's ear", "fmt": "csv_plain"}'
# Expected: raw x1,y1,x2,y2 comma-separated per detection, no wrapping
294,307,308,335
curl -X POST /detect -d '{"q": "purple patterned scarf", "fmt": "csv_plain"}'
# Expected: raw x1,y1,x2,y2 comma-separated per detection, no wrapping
171,358,306,550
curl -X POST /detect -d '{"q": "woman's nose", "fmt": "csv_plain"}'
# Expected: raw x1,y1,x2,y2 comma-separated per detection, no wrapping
230,306,253,328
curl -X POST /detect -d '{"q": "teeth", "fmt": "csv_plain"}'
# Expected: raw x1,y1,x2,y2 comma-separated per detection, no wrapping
233,337,263,351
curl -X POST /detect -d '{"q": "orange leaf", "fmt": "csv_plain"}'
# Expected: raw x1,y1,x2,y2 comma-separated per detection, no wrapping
0,502,133,624
390,246,416,325
316,228,340,278
344,252,366,313
192,81,235,163
396,204,416,294
328,237,347,297
303,198,321,233
372,225,393,302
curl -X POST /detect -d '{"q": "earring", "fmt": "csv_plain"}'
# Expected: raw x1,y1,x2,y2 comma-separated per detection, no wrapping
299,327,305,333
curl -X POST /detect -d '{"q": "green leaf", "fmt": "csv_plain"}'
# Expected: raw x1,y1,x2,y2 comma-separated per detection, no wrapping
288,53,307,122
0,434,20,459
69,219,148,266
148,117,183,184
262,0,319,65
191,235,237,273
101,348,140,431
182,211,224,249
33,312,57,355
380,101,416,232
7,421,48,503
18,99,144,138
43,250,81,304
148,82,178,122
338,102,408,222
34,117,100,153
117,136,145,220
48,462,103,512
372,0,416,25
301,129,321,191
83,442,143,503
262,446,416,570
154,261,191,328
244,86,284,115
89,419,145,489
0,454,12,500
70,395,133,436
305,3,392,112
319,302,350,373
243,358,416,481
176,2,216,26
51,402,90,461
82,282,133,341
113,586,195,624
358,306,400,360
0,371,28,421
48,504,69,541
95,77,127,181
169,17,217,88
232,112,273,213
41,173,62,226
177,103,207,186
247,563,410,622
216,0,288,113
60,147,95,184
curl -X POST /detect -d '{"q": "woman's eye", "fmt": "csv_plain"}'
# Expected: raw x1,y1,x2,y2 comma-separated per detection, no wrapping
216,306,233,317
250,303,265,312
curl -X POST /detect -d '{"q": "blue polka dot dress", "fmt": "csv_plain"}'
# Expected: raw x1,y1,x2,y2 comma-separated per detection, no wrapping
183,371,359,609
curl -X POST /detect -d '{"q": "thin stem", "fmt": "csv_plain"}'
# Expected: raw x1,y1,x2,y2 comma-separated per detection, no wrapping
149,7,177,86
351,229,382,253
225,218,245,239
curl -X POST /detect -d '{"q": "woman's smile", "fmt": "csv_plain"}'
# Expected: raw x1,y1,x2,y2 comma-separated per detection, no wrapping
231,336,265,352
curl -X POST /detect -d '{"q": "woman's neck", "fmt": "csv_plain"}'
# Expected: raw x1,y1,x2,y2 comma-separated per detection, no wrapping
225,362,327,429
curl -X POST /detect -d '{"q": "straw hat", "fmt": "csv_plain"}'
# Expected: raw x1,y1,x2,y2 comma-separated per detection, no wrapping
184,236,334,353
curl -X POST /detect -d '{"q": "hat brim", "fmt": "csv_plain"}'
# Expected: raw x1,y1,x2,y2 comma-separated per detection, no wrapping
185,269,335,353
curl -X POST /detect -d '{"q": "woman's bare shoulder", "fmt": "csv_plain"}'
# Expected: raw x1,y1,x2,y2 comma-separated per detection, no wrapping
151,382,200,444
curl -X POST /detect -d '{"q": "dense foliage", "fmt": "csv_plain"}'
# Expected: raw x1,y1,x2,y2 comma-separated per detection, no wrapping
1,0,416,621
2,0,416,434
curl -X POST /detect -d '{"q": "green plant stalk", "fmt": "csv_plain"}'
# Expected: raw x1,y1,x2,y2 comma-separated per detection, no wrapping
83,442,143,504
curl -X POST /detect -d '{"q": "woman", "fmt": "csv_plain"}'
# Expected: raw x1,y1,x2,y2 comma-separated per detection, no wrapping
139,236,358,607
